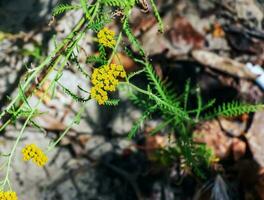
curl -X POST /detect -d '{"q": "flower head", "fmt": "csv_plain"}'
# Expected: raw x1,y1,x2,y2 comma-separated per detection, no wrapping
91,64,126,105
22,144,48,167
97,27,116,48
0,191,18,200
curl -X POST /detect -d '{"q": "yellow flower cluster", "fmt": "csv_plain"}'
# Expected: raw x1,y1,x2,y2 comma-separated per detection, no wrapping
0,191,17,200
97,27,116,48
91,64,126,105
22,144,48,167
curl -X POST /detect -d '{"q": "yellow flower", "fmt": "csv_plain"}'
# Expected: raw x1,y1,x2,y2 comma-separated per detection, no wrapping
90,64,126,105
22,144,48,167
90,86,108,105
0,191,18,200
97,27,116,48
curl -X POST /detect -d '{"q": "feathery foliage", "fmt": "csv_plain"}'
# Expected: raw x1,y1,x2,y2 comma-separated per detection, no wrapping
128,105,157,138
52,4,81,16
104,99,120,106
204,101,263,120
149,0,164,33
123,20,145,56
59,84,90,103
102,0,136,10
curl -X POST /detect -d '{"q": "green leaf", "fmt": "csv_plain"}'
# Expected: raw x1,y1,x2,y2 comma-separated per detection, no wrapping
19,83,31,109
60,83,90,102
123,19,145,56
53,4,81,16
149,0,164,33
104,99,120,106
204,101,264,120
80,0,89,18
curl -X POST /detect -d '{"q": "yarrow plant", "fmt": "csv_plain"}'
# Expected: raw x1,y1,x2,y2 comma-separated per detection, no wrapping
91,63,126,104
22,144,48,167
97,27,116,48
0,191,18,200
0,0,263,198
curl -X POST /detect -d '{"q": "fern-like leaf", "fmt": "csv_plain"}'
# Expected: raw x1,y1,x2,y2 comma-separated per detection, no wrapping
98,44,107,60
123,19,145,56
88,12,110,31
127,68,145,80
149,0,164,33
104,99,120,106
102,0,135,9
60,84,90,102
204,101,264,120
128,105,157,138
53,4,81,16
80,0,89,18
183,79,191,111
86,55,106,65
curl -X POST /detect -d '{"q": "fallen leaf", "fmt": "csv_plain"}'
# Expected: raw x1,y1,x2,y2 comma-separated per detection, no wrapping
192,50,257,80
34,114,67,132
35,80,52,104
78,134,91,146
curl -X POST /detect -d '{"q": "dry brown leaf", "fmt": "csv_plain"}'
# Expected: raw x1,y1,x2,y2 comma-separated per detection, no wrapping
35,80,52,104
78,134,91,146
192,50,257,80
34,114,66,132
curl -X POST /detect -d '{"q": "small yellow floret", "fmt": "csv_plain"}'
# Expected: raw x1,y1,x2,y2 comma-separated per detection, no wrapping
0,191,18,200
22,144,48,167
97,27,116,48
90,64,126,105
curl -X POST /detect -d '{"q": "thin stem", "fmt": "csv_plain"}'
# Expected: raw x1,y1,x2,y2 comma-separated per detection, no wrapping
0,2,102,186
107,32,123,65
47,104,86,152
2,106,35,188
0,1,101,132
122,81,189,120
0,18,86,120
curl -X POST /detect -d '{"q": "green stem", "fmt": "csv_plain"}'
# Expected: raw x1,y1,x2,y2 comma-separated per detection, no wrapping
0,2,101,189
2,109,34,189
0,1,101,132
0,18,86,120
122,81,189,120
107,32,123,65
47,104,86,152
